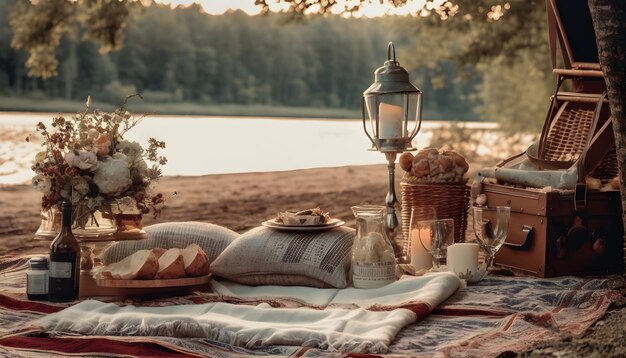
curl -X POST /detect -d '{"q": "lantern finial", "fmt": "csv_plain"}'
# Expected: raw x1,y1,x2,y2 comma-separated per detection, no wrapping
387,42,396,63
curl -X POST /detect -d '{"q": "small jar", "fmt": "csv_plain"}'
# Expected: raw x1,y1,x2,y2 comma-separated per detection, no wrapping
27,256,49,300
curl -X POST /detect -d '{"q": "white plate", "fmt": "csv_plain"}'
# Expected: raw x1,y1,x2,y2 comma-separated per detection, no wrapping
262,218,345,232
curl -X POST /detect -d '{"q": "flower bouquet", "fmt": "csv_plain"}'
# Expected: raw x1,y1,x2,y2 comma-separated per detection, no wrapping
30,96,168,241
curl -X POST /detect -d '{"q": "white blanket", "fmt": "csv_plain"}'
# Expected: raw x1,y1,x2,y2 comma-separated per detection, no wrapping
36,273,461,354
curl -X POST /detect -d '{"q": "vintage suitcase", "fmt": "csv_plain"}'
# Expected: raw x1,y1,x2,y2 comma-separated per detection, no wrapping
481,183,623,277
473,0,624,277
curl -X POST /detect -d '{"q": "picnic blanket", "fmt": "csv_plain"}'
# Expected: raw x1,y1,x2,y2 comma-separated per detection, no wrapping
0,255,621,357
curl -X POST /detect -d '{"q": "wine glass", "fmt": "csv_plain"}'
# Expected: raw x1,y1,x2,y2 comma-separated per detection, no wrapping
472,206,511,269
412,218,455,269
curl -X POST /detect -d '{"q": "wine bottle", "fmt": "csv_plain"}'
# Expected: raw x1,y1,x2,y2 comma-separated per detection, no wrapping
48,200,81,302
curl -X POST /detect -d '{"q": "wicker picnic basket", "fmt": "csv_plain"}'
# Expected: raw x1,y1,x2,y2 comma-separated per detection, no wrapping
400,176,470,245
527,92,618,180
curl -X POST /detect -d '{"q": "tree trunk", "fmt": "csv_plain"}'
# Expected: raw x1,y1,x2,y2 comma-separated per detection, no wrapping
588,0,626,259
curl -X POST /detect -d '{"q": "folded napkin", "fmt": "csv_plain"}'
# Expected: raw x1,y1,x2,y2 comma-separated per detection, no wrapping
36,273,461,354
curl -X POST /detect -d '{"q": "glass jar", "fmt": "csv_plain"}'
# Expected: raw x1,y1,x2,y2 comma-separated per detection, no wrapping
27,256,49,300
351,205,397,289
34,205,117,241
71,204,117,241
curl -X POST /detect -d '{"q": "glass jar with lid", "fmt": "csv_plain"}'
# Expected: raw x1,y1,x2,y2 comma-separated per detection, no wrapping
351,205,397,288
27,256,49,300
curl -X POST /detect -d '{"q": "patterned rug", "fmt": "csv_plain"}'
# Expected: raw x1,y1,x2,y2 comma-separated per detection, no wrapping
0,255,620,357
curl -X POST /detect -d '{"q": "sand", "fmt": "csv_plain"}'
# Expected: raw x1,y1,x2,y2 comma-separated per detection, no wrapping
0,164,391,255
1,165,624,357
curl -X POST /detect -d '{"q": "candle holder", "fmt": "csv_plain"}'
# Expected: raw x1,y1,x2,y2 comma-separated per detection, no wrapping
361,42,423,262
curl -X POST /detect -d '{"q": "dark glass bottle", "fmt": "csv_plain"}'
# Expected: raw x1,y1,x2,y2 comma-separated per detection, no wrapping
48,200,81,302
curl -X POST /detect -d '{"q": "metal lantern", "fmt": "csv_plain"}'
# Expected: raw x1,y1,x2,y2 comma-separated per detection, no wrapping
362,42,422,153
361,42,423,262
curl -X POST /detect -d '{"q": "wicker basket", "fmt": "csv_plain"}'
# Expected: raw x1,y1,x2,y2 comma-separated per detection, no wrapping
400,178,471,246
538,97,618,179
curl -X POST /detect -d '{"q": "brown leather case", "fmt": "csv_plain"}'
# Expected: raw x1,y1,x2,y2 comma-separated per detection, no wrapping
483,183,623,277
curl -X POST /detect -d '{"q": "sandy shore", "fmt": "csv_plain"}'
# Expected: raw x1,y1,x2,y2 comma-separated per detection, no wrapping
0,164,391,255
0,164,624,357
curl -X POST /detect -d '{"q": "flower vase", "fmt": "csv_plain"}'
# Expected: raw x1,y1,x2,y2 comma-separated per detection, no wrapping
34,205,117,242
71,204,118,242
34,208,62,240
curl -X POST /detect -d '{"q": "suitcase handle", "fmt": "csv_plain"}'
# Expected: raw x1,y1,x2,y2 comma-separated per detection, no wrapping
503,225,533,248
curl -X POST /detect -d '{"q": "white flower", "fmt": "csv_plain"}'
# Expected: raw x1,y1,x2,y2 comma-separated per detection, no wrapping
116,140,143,162
32,174,51,193
93,158,132,196
65,150,99,171
112,152,128,162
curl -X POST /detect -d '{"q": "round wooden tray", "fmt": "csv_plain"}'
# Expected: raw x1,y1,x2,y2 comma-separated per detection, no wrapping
95,274,211,288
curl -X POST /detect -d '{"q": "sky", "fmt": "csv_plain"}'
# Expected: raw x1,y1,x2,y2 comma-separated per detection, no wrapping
155,0,441,17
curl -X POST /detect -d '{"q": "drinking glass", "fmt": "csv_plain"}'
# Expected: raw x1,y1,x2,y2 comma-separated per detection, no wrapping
412,218,455,269
472,206,511,269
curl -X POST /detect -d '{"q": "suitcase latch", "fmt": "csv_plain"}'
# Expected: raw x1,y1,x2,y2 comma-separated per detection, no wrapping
575,183,587,212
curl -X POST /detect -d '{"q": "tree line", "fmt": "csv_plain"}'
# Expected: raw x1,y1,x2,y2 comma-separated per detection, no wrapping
0,1,483,120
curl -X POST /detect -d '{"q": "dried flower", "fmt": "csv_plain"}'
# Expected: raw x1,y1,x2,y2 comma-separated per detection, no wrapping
32,174,52,193
29,97,169,219
92,134,111,157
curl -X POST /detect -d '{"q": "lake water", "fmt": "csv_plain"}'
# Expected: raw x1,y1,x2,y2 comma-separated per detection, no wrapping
0,113,498,185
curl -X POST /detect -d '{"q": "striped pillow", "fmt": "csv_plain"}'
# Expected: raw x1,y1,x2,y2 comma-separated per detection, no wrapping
101,222,238,265
212,226,354,288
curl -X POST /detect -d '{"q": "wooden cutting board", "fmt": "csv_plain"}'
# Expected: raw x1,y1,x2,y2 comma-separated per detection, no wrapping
79,271,212,297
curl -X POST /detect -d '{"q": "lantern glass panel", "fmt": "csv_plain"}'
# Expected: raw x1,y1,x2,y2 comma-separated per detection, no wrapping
404,92,422,136
365,93,407,140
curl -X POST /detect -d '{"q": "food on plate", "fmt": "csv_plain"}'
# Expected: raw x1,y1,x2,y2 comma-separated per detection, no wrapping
401,147,469,183
156,248,186,279
99,249,159,280
182,244,211,277
151,247,168,259
98,245,211,280
276,207,331,226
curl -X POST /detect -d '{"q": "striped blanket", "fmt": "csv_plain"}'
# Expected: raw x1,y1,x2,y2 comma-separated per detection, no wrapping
0,255,620,357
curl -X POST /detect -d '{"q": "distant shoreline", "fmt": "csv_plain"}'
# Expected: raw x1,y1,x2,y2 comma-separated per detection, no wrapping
0,96,481,121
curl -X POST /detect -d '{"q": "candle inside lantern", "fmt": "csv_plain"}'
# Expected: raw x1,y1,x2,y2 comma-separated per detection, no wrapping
410,228,432,271
447,243,479,277
378,103,403,139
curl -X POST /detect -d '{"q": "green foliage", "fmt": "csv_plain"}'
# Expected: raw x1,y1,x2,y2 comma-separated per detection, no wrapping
0,0,557,131
396,0,552,132
100,80,137,105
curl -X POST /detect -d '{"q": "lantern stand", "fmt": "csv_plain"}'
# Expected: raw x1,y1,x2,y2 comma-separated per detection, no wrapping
361,42,423,262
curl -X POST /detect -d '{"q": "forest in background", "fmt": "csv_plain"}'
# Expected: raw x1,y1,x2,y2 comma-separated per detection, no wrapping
0,0,553,129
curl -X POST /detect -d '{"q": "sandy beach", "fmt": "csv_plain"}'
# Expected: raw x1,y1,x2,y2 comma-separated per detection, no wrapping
0,164,391,255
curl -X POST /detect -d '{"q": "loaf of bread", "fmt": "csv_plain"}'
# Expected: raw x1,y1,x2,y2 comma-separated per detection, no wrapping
99,244,210,280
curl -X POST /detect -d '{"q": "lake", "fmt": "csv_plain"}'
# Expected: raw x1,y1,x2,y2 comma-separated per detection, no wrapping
0,112,499,185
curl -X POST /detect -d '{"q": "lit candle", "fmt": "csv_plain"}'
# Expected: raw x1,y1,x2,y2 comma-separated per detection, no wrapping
447,243,479,277
378,103,403,139
410,228,432,271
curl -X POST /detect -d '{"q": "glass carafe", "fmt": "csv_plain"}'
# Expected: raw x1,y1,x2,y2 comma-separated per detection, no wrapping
351,205,397,289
